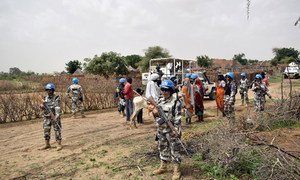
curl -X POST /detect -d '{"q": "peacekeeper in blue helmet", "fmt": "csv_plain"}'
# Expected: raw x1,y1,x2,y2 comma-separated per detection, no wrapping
252,74,272,112
116,78,126,117
239,73,250,106
224,72,237,128
40,83,63,151
151,80,183,180
66,77,85,118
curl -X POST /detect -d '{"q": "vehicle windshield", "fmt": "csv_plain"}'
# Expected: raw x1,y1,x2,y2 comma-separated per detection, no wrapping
285,66,299,72
149,58,195,85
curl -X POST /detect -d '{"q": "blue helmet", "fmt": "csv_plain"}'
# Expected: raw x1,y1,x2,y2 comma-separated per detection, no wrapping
160,79,175,91
119,78,126,84
45,83,55,91
191,73,199,80
241,73,246,77
226,72,234,79
255,74,262,79
72,77,79,84
185,73,191,78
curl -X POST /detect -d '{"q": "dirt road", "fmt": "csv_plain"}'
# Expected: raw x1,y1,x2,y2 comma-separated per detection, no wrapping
0,79,299,179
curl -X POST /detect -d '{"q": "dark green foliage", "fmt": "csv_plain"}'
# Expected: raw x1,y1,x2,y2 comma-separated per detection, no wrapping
65,60,82,74
193,149,262,179
9,67,22,75
196,55,213,67
268,119,297,130
233,53,248,65
228,150,262,177
124,54,142,69
192,153,226,179
0,68,35,80
84,52,128,78
140,46,170,72
271,47,300,66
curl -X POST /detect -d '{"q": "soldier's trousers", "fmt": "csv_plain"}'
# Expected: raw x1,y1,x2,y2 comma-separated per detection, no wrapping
254,95,265,111
72,99,84,114
157,131,181,164
224,96,235,127
43,117,62,141
240,89,249,104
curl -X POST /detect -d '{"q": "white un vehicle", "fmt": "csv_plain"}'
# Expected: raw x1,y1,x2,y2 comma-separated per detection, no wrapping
142,58,216,100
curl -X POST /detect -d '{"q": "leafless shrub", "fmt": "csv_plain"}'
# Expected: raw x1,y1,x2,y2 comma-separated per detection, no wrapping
0,75,142,123
187,125,300,179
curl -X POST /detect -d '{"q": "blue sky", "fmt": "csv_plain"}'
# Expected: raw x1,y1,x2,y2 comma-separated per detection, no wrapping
0,0,299,73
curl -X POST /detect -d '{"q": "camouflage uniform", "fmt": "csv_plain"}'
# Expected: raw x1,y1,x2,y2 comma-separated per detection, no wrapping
252,81,270,111
155,95,182,164
239,78,249,105
43,95,62,141
66,84,84,116
224,81,236,126
116,83,125,114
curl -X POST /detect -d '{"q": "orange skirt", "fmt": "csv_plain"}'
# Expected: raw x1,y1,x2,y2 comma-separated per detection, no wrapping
216,86,224,113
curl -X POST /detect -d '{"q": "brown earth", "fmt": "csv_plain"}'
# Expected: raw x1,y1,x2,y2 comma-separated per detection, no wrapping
0,80,299,179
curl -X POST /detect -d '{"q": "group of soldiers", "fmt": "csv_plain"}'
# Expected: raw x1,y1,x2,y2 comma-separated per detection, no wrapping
114,71,273,179
216,71,272,128
39,77,85,151
40,71,272,179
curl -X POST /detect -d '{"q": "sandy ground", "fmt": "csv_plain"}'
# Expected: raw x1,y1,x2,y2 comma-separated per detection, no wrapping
0,79,299,179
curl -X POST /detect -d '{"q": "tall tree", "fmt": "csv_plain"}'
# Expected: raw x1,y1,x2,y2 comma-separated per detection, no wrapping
9,67,22,75
271,47,299,66
65,60,82,74
196,55,213,68
84,52,128,78
233,53,248,65
124,54,142,69
140,46,171,72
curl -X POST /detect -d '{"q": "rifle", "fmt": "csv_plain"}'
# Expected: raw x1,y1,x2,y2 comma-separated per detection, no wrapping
252,81,272,98
39,96,61,130
148,96,190,157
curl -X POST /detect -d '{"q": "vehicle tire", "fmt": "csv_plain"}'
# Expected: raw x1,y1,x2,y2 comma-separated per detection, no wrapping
295,74,299,79
209,88,216,100
284,74,288,79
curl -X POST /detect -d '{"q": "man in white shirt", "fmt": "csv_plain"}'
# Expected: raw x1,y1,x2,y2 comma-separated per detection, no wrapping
145,73,161,102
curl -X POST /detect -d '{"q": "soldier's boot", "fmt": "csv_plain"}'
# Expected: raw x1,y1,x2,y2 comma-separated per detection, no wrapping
199,115,204,122
185,118,189,125
40,140,51,150
172,164,181,180
152,160,168,175
56,140,63,151
188,118,192,124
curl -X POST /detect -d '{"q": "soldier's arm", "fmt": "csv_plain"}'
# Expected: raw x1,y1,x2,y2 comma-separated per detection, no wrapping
173,100,182,129
54,95,62,120
80,86,85,100
265,86,272,98
66,86,71,97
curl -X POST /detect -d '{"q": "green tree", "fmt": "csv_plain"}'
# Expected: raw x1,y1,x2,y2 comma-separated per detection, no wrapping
124,54,142,69
271,47,299,66
84,52,128,78
9,67,22,75
196,55,213,68
140,46,171,72
233,53,248,65
65,60,82,74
